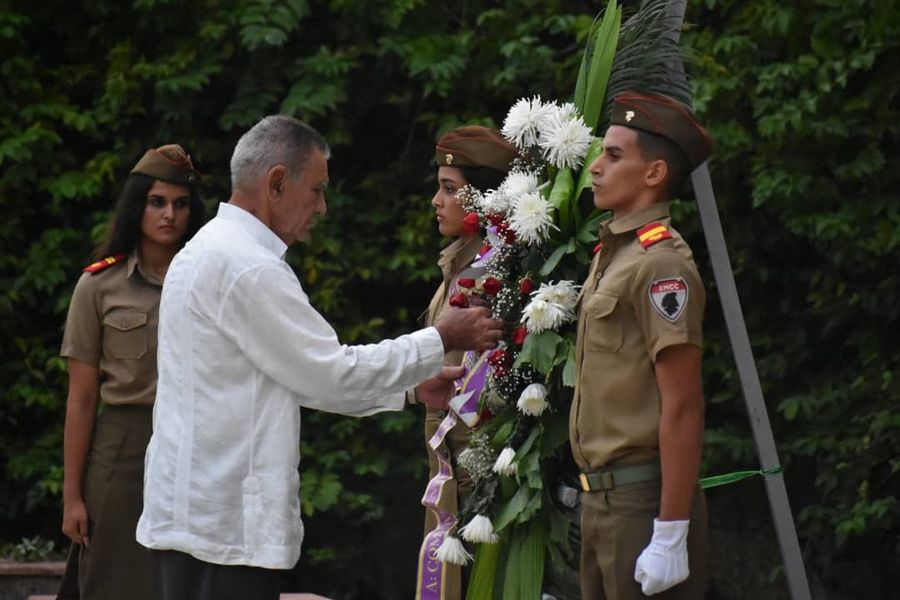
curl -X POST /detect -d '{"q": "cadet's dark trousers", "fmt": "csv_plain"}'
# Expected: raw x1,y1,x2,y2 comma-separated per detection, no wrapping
153,550,281,600
580,480,707,600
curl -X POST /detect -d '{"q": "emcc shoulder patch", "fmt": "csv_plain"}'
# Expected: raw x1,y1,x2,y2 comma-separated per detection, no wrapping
649,277,688,322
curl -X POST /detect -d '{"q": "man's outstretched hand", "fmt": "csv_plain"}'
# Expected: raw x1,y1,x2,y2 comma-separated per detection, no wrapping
416,365,465,410
434,306,503,353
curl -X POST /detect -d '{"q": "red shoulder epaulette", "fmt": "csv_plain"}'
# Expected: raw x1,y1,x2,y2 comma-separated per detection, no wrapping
83,254,126,275
636,222,672,249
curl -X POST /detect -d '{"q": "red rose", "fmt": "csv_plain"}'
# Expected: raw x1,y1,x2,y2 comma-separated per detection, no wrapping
462,212,481,233
482,277,502,296
519,278,536,296
503,228,517,243
488,348,508,367
457,278,476,289
449,292,469,308
487,214,505,226
513,325,528,345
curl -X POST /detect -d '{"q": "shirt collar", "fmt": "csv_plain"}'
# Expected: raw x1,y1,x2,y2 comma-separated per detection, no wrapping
217,202,288,259
438,236,482,279
127,250,164,286
607,202,672,235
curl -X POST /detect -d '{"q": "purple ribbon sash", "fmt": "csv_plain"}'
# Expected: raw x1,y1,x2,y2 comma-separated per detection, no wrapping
416,351,492,599
417,411,459,600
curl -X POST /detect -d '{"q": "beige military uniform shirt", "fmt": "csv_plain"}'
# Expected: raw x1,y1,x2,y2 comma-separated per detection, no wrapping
60,252,164,406
424,236,484,338
570,202,705,470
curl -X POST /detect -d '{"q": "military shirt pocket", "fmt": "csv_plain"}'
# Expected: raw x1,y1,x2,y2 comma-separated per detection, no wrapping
102,310,148,359
584,292,622,352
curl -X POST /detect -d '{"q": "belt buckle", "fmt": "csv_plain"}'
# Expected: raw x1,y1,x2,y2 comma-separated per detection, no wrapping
579,472,591,492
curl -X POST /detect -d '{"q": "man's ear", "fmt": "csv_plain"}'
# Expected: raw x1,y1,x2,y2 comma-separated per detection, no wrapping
645,159,669,190
267,165,287,199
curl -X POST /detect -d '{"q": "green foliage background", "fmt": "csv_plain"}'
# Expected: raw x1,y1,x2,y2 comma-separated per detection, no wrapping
0,0,897,598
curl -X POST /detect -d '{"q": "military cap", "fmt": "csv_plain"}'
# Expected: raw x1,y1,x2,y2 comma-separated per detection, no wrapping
609,91,713,169
130,143,199,187
435,126,519,172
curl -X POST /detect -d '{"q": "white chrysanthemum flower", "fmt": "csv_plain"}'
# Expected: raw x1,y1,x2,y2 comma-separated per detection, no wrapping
502,96,556,149
517,383,549,417
536,280,580,313
538,110,594,170
479,188,511,216
492,446,518,476
521,297,567,333
435,535,473,565
459,514,499,544
552,101,579,123
500,170,541,199
509,191,555,245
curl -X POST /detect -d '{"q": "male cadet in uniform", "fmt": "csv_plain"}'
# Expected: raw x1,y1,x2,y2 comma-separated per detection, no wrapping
570,91,714,599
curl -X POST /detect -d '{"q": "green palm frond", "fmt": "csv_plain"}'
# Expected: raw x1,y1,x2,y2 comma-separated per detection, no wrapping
604,0,692,121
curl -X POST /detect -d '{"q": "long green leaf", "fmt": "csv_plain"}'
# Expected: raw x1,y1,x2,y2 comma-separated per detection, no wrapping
466,540,503,600
577,209,607,244
493,484,533,531
548,166,574,234
573,14,602,110
501,526,524,600
520,519,546,600
539,243,570,277
562,341,577,387
581,1,621,131
515,425,541,459
574,136,605,196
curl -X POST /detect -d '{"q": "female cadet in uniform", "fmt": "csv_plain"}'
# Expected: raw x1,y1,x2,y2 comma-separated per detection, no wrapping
416,126,518,600
57,145,203,600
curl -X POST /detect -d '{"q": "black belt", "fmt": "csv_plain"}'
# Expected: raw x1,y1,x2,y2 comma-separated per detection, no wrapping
579,462,661,492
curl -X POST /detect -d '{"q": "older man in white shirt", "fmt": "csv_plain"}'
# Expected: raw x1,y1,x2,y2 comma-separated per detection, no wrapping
137,115,502,600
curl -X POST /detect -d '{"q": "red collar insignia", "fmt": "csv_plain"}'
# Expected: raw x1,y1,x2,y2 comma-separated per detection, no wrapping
83,254,126,275
636,222,672,249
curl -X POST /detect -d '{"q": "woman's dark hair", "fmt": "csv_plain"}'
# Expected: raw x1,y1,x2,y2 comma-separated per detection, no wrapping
93,173,205,260
458,165,509,193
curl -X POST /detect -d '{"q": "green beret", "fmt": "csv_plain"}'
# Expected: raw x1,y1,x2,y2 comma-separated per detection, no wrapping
435,126,519,172
130,144,199,188
609,91,713,170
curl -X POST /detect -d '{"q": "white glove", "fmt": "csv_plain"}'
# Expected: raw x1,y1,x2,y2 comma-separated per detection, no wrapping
634,518,690,596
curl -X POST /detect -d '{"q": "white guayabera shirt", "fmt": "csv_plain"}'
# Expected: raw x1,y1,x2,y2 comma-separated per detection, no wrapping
137,202,444,569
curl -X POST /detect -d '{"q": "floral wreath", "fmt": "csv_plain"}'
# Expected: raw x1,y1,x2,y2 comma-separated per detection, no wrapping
426,1,696,597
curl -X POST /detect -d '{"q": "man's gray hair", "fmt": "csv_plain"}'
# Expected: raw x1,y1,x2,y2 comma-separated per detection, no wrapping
230,115,330,191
